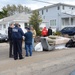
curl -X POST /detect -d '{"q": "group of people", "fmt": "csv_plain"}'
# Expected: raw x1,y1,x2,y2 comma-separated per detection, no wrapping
41,27,52,37
8,23,36,60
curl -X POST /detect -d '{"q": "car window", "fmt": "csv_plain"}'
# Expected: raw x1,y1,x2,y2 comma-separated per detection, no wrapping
68,28,72,30
62,27,68,30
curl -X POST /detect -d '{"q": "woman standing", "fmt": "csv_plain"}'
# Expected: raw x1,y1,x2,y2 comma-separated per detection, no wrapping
30,26,36,51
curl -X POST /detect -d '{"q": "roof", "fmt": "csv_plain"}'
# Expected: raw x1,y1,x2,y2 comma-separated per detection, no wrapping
62,12,75,17
37,3,75,11
63,13,75,16
0,12,31,24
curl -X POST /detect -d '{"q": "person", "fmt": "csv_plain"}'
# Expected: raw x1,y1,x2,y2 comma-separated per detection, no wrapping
18,24,23,52
47,27,52,36
24,28,33,57
12,23,24,60
8,23,14,58
18,24,21,28
30,26,36,51
41,27,48,37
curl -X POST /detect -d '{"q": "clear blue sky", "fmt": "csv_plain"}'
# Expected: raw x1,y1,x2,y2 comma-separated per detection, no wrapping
0,0,75,10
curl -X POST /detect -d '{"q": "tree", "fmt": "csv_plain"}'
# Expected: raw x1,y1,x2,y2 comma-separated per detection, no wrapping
2,4,31,16
0,11,3,19
0,9,8,19
17,4,23,13
29,10,42,34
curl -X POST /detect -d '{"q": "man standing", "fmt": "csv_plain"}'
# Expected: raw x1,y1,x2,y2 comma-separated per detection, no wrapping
48,27,52,36
12,24,24,60
8,23,14,58
24,28,33,57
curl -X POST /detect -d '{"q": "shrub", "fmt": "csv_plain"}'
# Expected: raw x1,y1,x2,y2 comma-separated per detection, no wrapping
37,30,41,36
53,31,61,36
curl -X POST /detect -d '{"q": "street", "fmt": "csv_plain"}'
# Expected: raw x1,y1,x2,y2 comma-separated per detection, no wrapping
0,43,75,75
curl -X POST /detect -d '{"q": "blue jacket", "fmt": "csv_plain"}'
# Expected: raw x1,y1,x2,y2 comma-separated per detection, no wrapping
24,31,32,45
12,26,24,40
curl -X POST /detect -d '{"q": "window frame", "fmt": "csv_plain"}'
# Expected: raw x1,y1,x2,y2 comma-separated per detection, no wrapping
46,9,48,12
0,24,2,30
50,19,56,26
57,6,60,10
3,24,6,29
42,10,44,15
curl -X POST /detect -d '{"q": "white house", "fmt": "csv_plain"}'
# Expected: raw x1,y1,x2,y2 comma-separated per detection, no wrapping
0,12,30,34
38,3,75,31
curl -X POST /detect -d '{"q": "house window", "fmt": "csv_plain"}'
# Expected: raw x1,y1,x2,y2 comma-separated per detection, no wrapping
24,23,28,28
3,24,6,29
72,8,73,10
71,18,73,25
57,6,60,10
0,25,2,30
50,20,56,26
46,9,48,12
42,10,43,15
43,16,45,19
62,6,64,10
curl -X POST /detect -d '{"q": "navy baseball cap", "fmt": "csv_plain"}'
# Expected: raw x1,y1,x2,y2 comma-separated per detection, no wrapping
27,28,30,30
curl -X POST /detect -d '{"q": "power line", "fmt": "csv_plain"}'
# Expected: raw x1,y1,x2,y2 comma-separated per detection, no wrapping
31,0,54,4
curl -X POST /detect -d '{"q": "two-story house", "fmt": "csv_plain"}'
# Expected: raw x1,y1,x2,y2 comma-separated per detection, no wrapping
38,3,75,31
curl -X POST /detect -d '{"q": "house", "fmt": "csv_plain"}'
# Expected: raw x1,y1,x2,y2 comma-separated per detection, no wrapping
0,12,31,34
38,3,75,31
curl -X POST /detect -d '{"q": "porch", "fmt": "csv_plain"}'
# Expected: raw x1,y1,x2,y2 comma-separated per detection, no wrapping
61,17,75,29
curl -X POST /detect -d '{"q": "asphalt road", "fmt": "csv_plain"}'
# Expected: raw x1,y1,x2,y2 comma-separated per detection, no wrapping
0,42,9,60
0,42,49,60
0,43,75,75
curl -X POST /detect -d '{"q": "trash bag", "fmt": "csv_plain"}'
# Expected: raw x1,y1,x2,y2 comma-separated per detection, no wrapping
65,39,75,47
35,42,43,51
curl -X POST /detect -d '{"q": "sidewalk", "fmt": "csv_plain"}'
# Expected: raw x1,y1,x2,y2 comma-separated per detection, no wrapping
0,48,75,75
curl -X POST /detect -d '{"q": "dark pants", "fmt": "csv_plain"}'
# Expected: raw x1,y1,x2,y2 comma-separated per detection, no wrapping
9,40,13,57
13,40,23,59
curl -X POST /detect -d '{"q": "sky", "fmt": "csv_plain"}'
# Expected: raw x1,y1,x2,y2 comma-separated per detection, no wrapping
0,0,75,10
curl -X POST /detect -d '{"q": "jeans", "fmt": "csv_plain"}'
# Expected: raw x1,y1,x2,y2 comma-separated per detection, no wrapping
25,44,32,56
32,38,35,51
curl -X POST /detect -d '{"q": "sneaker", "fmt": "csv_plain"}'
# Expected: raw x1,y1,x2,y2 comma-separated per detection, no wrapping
30,55,32,56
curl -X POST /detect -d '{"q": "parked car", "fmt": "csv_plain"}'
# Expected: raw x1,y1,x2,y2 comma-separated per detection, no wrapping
0,33,8,42
60,27,75,36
